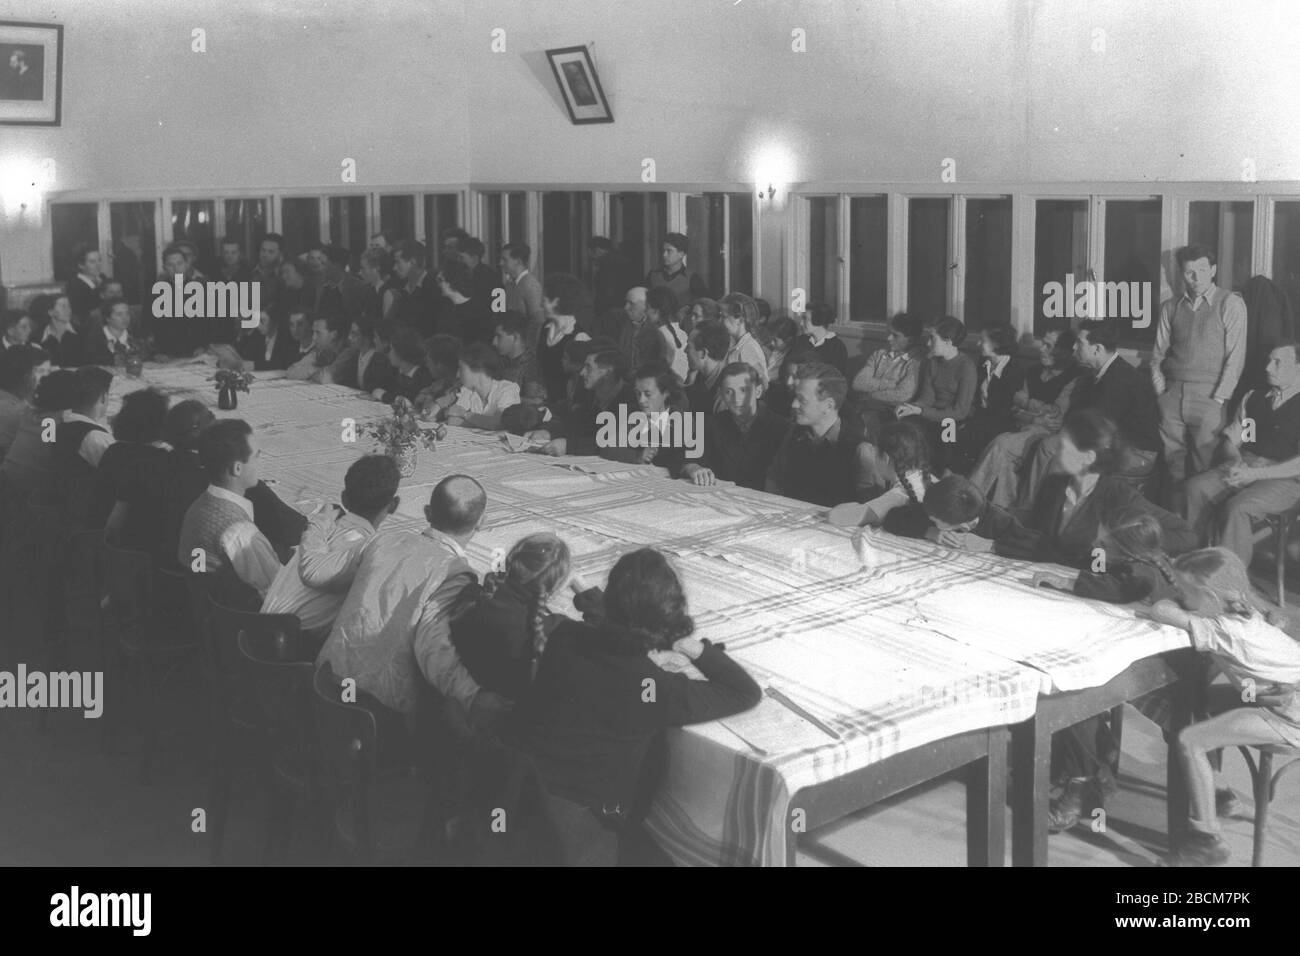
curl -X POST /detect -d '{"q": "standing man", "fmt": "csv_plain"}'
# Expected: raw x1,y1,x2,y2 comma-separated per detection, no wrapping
457,237,503,317
501,242,545,345
217,237,253,283
1152,243,1247,509
646,233,708,305
252,233,286,312
392,240,439,338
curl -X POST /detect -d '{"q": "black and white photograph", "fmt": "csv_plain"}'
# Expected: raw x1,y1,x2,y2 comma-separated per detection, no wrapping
0,20,61,124
0,0,1298,930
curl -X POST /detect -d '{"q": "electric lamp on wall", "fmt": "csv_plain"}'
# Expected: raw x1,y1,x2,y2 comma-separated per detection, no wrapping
751,143,795,210
0,156,55,224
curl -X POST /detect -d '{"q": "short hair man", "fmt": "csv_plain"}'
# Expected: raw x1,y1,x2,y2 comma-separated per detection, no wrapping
392,240,438,337
1186,343,1300,568
1152,244,1248,504
262,454,401,644
529,348,636,458
683,319,731,414
178,419,284,607
646,232,708,304
500,242,544,344
492,311,545,400
315,474,490,724
681,361,790,491
765,361,874,506
218,237,252,283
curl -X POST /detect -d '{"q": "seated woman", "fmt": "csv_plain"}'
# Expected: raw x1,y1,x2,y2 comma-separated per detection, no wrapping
426,342,521,429
759,312,799,388
628,361,691,474
969,328,1080,508
950,323,1026,475
786,301,848,376
993,409,1197,568
95,388,172,555
236,309,297,371
508,547,761,866
342,315,395,393
894,315,977,472
0,345,51,466
377,327,433,404
450,533,602,703
31,294,83,368
413,333,461,414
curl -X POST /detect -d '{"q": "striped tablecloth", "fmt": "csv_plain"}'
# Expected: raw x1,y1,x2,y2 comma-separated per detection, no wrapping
109,362,1191,866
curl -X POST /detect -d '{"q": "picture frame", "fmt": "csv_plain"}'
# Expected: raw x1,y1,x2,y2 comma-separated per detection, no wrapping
545,45,613,125
0,20,63,126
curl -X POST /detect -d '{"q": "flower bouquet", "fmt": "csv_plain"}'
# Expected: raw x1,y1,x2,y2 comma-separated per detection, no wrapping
213,368,256,410
362,396,444,476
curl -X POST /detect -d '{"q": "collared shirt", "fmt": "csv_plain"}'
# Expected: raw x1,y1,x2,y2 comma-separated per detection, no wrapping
1059,474,1101,531
103,326,131,351
262,509,376,637
263,330,279,363
285,346,319,380
1093,351,1120,383
453,378,521,429
543,315,579,347
980,353,1012,405
356,347,375,386
1151,283,1248,401
852,348,919,405
205,485,283,595
62,410,114,466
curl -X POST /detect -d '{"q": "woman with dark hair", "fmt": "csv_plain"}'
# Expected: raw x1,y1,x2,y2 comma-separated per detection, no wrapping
538,274,592,404
894,316,977,473
950,323,1026,474
969,328,1083,507
786,302,848,375
31,294,83,368
0,345,51,466
343,314,394,393
509,547,761,866
992,409,1195,568
622,361,690,472
95,388,172,555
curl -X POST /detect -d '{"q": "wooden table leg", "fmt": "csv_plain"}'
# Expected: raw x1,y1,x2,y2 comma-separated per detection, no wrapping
1165,670,1193,850
967,725,1007,866
1011,715,1053,866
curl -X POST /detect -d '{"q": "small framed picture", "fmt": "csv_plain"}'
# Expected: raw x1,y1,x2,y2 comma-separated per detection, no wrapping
545,45,613,125
0,20,63,126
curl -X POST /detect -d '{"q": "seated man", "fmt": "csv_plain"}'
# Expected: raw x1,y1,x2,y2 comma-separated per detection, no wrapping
262,454,400,647
1019,318,1161,508
178,419,284,609
1187,343,1300,568
529,348,638,458
765,361,875,507
82,299,142,366
426,342,521,430
684,319,730,415
492,311,545,400
680,362,789,490
53,365,115,530
378,327,434,404
314,475,489,728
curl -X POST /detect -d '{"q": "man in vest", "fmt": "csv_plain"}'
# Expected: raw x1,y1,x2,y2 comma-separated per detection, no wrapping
1151,243,1247,508
1186,344,1300,568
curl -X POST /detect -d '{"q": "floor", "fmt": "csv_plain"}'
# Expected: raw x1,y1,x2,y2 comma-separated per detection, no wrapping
2,560,1298,868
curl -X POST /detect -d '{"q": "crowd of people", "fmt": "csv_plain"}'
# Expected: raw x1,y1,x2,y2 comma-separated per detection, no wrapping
1,229,1298,868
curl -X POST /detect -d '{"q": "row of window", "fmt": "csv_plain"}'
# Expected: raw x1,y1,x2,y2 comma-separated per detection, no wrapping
804,193,1300,343
45,188,1300,343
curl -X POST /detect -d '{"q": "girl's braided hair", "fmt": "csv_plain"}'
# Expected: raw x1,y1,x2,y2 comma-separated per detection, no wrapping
1100,506,1177,587
480,533,572,671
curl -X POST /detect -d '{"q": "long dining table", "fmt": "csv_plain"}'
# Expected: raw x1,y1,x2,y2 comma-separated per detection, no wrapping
109,360,1195,866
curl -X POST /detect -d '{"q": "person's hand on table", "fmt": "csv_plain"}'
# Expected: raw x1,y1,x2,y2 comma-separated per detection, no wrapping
371,388,388,401
468,690,513,730
1031,569,1076,591
1223,463,1259,488
444,406,468,427
537,438,566,457
568,572,594,594
670,636,705,661
682,464,716,486
523,429,551,443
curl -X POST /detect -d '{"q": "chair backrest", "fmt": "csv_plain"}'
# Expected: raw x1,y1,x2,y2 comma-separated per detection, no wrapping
238,627,318,789
311,660,379,852
101,537,155,631
207,593,301,683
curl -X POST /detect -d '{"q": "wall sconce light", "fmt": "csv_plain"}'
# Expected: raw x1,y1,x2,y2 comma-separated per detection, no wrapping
758,183,776,202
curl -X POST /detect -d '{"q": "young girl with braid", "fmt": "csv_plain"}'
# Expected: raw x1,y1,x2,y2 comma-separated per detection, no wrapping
828,418,938,537
1031,506,1181,605
450,533,603,702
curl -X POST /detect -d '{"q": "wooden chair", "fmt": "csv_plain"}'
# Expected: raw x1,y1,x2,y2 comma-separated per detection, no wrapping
310,661,438,865
229,614,316,864
1256,499,1300,608
1236,743,1300,866
101,540,203,783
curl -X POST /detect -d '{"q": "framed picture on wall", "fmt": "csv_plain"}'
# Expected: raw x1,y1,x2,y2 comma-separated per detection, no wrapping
0,20,63,126
545,45,613,125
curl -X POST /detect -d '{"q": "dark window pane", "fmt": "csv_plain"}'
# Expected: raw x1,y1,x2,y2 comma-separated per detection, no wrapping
328,196,367,271
1188,201,1253,293
808,197,839,314
280,198,321,258
109,202,156,306
610,192,666,284
685,193,725,298
171,200,217,277
507,191,526,245
728,193,754,297
542,191,592,279
481,194,505,271
379,195,415,244
1271,201,1300,288
423,194,459,255
907,197,950,321
849,196,887,322
1103,198,1161,342
963,197,1012,332
51,202,98,285
1034,199,1088,336
224,199,267,269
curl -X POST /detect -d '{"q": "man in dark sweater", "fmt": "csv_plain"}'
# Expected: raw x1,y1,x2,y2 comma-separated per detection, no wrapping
645,232,709,304
680,362,789,490
530,348,637,459
392,240,441,338
1018,319,1160,507
766,361,875,507
1186,344,1300,567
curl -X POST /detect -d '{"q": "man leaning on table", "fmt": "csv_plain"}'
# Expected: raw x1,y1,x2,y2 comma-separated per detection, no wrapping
1151,244,1246,510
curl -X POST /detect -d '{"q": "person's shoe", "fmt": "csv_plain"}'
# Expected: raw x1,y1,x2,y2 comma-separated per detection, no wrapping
1215,787,1243,819
1047,778,1087,832
1164,830,1231,867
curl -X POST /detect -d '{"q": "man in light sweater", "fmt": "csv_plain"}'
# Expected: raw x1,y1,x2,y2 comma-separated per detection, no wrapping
1152,244,1247,509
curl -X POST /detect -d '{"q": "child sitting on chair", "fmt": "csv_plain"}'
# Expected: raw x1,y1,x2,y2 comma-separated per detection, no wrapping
1145,548,1300,866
